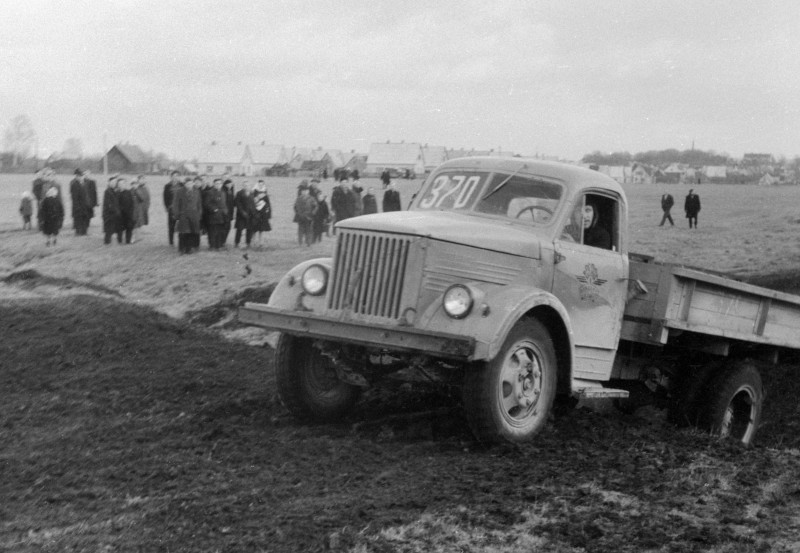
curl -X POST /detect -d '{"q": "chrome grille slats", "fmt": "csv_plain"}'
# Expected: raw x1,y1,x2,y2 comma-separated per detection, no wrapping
328,231,412,320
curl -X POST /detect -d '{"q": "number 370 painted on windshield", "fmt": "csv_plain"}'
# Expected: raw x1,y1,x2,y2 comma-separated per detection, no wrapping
419,174,483,210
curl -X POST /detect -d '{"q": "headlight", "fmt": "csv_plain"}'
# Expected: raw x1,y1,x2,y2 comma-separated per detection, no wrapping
443,284,473,319
301,264,328,296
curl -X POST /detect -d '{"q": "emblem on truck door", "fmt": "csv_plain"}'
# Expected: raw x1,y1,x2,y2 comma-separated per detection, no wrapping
576,263,606,302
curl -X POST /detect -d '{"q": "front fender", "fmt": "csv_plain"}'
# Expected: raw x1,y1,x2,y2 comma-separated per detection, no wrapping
267,258,332,312
417,284,575,362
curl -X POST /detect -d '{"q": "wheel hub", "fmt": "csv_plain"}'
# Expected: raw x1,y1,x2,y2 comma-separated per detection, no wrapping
501,344,542,418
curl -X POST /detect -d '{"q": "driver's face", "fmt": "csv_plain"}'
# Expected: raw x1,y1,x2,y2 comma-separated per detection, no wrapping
582,205,595,228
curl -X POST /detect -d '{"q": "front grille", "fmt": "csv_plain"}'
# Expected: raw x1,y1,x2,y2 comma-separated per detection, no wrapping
328,231,412,319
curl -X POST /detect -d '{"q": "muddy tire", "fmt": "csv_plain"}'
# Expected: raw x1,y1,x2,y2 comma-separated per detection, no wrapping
463,319,557,443
274,334,361,421
703,361,763,446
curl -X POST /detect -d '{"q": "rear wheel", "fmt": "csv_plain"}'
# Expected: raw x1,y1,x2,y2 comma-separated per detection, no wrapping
275,334,361,420
463,319,556,443
703,361,763,445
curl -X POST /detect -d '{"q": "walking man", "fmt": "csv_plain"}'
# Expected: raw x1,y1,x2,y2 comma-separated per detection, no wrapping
659,191,674,226
684,189,701,229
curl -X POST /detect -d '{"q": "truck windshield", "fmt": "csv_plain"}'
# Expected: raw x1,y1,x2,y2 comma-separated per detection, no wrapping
415,170,563,225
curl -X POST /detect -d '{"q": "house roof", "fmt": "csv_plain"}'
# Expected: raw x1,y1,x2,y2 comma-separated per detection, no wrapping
367,142,423,166
248,144,288,165
198,143,245,164
112,144,149,164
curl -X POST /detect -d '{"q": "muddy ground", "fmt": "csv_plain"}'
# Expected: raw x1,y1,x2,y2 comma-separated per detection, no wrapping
2,276,800,552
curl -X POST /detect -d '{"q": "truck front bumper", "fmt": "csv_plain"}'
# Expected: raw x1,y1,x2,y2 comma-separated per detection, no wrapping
239,303,475,360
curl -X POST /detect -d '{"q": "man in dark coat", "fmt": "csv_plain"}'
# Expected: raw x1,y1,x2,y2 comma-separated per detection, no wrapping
362,187,378,215
684,189,701,229
330,180,353,233
172,178,203,254
382,181,402,212
380,169,391,187
70,168,92,236
102,176,123,245
117,177,136,244
234,180,256,248
203,178,229,250
659,192,674,227
82,169,99,230
164,170,180,246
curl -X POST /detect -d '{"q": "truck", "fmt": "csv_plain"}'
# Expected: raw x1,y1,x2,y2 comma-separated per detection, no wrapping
239,157,800,445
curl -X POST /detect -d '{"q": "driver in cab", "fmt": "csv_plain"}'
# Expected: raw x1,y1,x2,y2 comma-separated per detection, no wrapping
562,202,611,250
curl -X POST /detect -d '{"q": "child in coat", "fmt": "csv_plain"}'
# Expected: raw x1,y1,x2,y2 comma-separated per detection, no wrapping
19,191,34,230
39,187,64,246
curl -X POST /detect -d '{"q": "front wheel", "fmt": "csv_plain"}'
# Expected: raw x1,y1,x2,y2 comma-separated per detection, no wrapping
274,334,361,421
704,361,763,446
463,319,557,443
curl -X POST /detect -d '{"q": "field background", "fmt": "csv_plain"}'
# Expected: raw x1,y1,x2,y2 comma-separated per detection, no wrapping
2,171,800,552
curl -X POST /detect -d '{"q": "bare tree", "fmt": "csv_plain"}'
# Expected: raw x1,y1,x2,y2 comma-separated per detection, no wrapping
3,114,36,167
63,137,83,159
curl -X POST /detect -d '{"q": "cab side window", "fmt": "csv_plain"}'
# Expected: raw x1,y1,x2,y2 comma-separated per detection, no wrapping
560,194,619,251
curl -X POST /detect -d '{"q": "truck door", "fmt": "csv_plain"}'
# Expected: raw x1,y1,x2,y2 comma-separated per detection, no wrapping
552,192,628,381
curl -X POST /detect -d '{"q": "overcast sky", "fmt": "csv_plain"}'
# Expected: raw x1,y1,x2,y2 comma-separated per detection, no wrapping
2,0,798,161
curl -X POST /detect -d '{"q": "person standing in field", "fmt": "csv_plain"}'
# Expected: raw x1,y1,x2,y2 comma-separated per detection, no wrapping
362,187,378,215
203,178,229,250
293,182,317,247
382,181,402,212
132,175,151,243
684,189,701,229
117,177,136,244
82,169,99,231
102,176,123,244
659,192,675,226
19,191,34,230
69,169,92,236
251,180,272,248
163,170,180,246
38,186,64,246
172,176,202,254
233,180,256,248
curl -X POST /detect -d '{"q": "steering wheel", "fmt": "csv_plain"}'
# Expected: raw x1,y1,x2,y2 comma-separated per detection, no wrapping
515,205,553,222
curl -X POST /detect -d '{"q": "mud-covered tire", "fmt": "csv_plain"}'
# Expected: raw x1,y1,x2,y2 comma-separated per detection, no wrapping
703,361,763,446
463,319,557,443
274,334,361,421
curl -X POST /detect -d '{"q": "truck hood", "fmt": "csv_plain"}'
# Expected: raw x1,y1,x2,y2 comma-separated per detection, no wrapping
337,211,542,259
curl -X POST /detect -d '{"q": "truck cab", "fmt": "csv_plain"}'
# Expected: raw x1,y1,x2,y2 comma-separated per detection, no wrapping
241,157,637,442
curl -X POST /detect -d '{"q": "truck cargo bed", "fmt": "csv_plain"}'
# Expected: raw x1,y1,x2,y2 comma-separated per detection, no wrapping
621,254,800,350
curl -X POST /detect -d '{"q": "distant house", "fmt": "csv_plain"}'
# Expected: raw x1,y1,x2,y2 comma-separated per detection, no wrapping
365,142,425,177
197,143,246,175
245,144,289,176
601,165,629,184
630,163,654,185
288,147,313,172
660,163,687,184
704,165,728,183
106,143,154,174
422,145,447,172
342,152,368,176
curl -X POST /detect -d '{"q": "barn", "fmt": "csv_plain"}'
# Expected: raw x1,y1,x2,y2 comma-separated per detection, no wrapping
106,144,154,174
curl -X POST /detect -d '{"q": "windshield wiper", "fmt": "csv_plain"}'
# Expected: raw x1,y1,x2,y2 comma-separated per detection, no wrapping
481,163,528,201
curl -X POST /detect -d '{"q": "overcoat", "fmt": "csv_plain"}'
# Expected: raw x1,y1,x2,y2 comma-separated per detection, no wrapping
172,185,202,234
102,187,122,234
39,196,64,236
